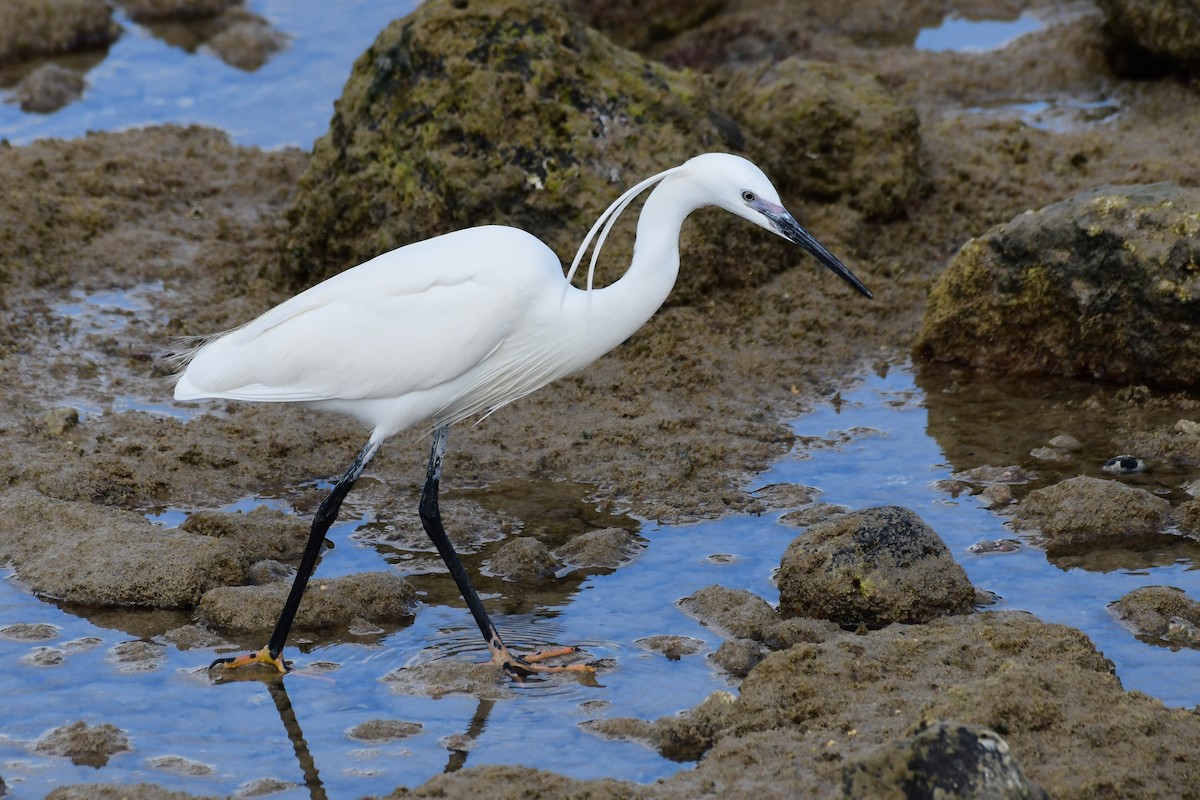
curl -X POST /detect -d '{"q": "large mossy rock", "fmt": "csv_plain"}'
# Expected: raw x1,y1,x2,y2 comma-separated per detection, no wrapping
277,0,918,306
915,183,1200,388
278,0,735,297
1097,0,1200,76
720,58,923,221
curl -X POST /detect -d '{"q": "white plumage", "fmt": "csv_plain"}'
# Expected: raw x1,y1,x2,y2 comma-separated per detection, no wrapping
179,153,871,675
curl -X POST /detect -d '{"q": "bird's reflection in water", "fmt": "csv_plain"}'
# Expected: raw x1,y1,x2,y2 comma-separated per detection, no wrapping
444,697,495,773
215,666,502,798
266,678,328,800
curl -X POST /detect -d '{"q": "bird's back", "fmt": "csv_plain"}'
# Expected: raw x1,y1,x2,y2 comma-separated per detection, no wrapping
174,226,567,433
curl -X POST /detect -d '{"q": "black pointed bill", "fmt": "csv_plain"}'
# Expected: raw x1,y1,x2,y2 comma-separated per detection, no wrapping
756,202,872,299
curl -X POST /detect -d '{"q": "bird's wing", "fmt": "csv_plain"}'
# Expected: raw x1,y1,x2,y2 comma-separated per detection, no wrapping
176,229,558,404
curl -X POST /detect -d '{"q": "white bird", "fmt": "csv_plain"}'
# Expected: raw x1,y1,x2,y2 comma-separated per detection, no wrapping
175,152,871,675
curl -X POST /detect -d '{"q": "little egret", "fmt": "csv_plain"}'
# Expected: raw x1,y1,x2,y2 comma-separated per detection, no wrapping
174,152,871,676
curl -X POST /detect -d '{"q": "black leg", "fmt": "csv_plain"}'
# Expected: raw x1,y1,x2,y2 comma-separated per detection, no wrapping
211,439,381,672
418,425,507,654
418,426,590,677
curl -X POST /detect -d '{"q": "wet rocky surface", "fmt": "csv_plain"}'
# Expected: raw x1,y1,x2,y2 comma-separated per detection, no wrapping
0,0,1198,797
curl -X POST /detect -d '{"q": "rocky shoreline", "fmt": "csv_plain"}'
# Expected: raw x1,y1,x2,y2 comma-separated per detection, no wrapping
2,1,1199,798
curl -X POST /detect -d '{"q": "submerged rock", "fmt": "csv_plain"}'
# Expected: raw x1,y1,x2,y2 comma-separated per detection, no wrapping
346,719,424,742
1111,585,1200,648
777,506,976,627
197,571,414,634
915,183,1200,388
0,0,120,65
35,721,131,768
1013,476,1172,553
842,720,1048,800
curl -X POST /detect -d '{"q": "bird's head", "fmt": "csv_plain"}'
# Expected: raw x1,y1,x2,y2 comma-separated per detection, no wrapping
681,153,873,299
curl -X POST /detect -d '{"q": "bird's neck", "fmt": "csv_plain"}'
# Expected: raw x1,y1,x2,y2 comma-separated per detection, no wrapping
584,178,698,343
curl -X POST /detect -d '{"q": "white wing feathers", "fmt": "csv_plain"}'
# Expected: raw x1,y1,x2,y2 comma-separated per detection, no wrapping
174,227,558,406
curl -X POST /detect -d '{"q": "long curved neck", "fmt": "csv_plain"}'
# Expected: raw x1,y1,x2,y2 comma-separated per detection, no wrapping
583,177,700,343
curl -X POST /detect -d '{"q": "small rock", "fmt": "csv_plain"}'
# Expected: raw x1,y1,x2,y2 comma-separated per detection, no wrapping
751,483,819,509
145,754,215,776
1175,419,1200,436
1048,434,1083,450
842,720,1048,800
22,647,65,667
678,586,780,642
484,537,561,582
779,503,847,527
778,506,976,627
381,661,514,701
709,638,765,678
951,465,1036,485
636,635,706,661
202,15,288,71
109,640,166,672
1014,476,1171,553
552,527,643,569
40,406,80,435
979,484,1015,509
35,721,131,768
346,719,423,742
1110,585,1200,649
967,539,1021,555
8,64,85,113
0,622,60,640
235,777,300,797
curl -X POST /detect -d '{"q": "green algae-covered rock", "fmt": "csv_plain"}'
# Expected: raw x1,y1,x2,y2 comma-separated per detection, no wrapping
721,58,923,221
915,183,1200,388
277,0,735,294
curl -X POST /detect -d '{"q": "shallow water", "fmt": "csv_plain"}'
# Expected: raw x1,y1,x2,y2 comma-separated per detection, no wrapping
914,11,1045,53
3,362,1196,796
0,1,419,149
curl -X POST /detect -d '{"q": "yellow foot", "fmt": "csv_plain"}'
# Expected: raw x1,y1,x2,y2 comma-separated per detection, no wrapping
491,644,596,678
209,645,290,674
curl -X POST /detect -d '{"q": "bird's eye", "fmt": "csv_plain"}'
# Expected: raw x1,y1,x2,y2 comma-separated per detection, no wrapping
742,191,756,203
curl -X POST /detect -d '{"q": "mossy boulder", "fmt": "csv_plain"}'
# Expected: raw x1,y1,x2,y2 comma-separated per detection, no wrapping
777,506,975,627
915,183,1200,388
278,0,737,297
720,58,923,221
1098,0,1200,76
277,0,898,307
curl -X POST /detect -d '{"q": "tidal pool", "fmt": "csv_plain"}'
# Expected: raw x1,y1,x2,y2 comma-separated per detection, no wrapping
2,363,1195,797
